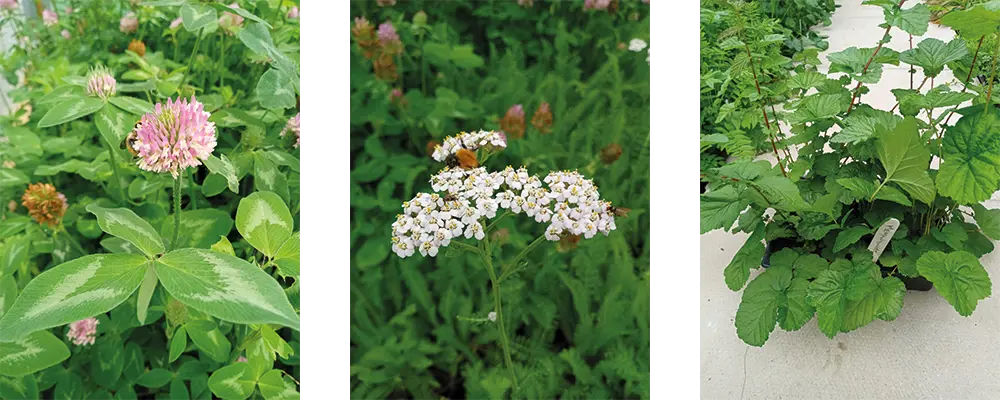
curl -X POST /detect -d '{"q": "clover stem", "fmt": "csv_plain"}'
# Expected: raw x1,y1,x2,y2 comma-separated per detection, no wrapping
172,176,182,250
106,142,127,205
179,27,205,93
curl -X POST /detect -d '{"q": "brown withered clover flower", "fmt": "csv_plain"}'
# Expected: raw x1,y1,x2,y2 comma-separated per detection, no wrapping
352,17,379,59
600,143,623,164
500,104,526,139
530,102,553,134
21,183,69,228
128,39,146,57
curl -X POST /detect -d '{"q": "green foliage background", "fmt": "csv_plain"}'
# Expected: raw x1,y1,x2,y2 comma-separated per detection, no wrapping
349,1,650,399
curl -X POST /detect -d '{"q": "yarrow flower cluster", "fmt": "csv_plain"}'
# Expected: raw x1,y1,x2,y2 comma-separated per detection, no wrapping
281,112,300,148
430,130,507,163
67,317,99,346
21,182,68,227
86,65,117,100
132,96,217,178
391,165,618,258
42,8,58,26
120,12,138,33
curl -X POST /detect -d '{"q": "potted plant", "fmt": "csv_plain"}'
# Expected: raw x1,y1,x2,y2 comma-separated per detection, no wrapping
701,0,996,346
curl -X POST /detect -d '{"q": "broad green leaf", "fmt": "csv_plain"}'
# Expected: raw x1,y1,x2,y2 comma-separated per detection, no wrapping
239,22,278,58
751,176,809,211
0,374,38,400
734,266,791,346
247,336,274,380
128,178,165,199
939,3,1000,39
209,2,271,28
257,370,299,400
888,3,930,36
937,109,1000,204
272,232,300,280
919,85,976,109
136,267,158,324
37,97,105,128
831,112,900,144
160,209,234,249
2,235,30,277
807,259,881,338
257,68,296,110
264,150,300,172
236,191,294,257
36,86,84,107
208,363,255,400
211,236,236,256
836,177,877,200
779,276,815,331
0,331,70,377
154,249,300,329
450,44,484,69
724,226,764,291
170,378,190,400
260,326,293,359
0,254,148,342
87,204,165,258
700,185,749,234
875,117,935,205
355,240,388,270
169,326,188,363
714,161,769,181
91,340,124,389
254,153,290,203
899,38,967,78
787,94,844,125
0,279,16,319
916,251,992,316
931,223,968,251
0,169,29,188
94,104,133,147
828,47,899,83
33,159,89,176
833,226,872,253
186,320,232,363
972,204,1000,240
122,342,146,381
108,96,154,116
137,368,172,388
875,185,912,206
787,71,827,90
100,237,139,254
204,155,240,193
181,4,218,31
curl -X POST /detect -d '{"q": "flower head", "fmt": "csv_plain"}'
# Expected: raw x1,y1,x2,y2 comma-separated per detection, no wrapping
584,0,612,10
280,112,300,148
21,183,68,227
67,318,99,346
61,29,71,39
42,9,58,26
0,0,18,12
518,0,533,6
488,311,497,322
530,102,553,134
120,12,138,33
377,21,401,48
500,104,526,139
86,65,117,100
377,0,396,6
351,17,379,59
132,96,217,178
170,16,183,29
601,143,623,164
431,130,507,163
128,39,146,57
7,200,16,213
287,6,299,19
236,356,247,362
629,38,647,52
219,3,245,34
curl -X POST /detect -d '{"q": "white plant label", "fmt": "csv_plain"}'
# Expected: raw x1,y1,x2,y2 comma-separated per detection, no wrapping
868,218,900,262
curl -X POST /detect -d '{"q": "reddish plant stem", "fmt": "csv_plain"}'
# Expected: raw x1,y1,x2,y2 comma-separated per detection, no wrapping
846,0,907,115
744,43,787,177
890,75,929,113
939,35,985,130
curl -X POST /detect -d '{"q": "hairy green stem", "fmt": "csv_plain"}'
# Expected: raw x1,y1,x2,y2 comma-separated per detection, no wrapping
172,177,182,250
498,234,547,282
106,142,127,205
481,232,518,389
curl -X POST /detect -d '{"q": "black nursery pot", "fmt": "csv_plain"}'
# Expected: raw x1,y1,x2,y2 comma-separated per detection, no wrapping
701,181,709,193
760,239,934,291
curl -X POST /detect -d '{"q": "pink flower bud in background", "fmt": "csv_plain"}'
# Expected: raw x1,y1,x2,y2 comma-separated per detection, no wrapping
67,318,99,346
120,12,138,33
280,112,301,148
500,104,526,139
42,9,58,26
219,3,245,34
518,0,533,6
61,29,71,39
377,0,395,6
584,0,611,10
236,356,247,362
65,6,72,13
86,66,117,100
0,0,18,12
287,6,299,19
377,21,399,46
132,96,218,177
170,17,183,30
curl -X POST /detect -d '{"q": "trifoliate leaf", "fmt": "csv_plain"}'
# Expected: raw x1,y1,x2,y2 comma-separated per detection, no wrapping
875,117,935,205
700,186,749,234
916,251,992,316
899,38,968,78
936,109,1000,204
724,225,765,291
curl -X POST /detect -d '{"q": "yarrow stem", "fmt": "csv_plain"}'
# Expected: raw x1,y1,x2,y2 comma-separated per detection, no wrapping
499,234,547,283
481,233,519,389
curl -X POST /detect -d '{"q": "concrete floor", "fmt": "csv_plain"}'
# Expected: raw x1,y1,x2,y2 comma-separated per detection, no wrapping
701,1,1000,399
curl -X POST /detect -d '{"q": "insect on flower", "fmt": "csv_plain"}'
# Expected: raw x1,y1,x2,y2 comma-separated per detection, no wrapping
607,204,631,218
445,147,479,170
122,121,141,157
